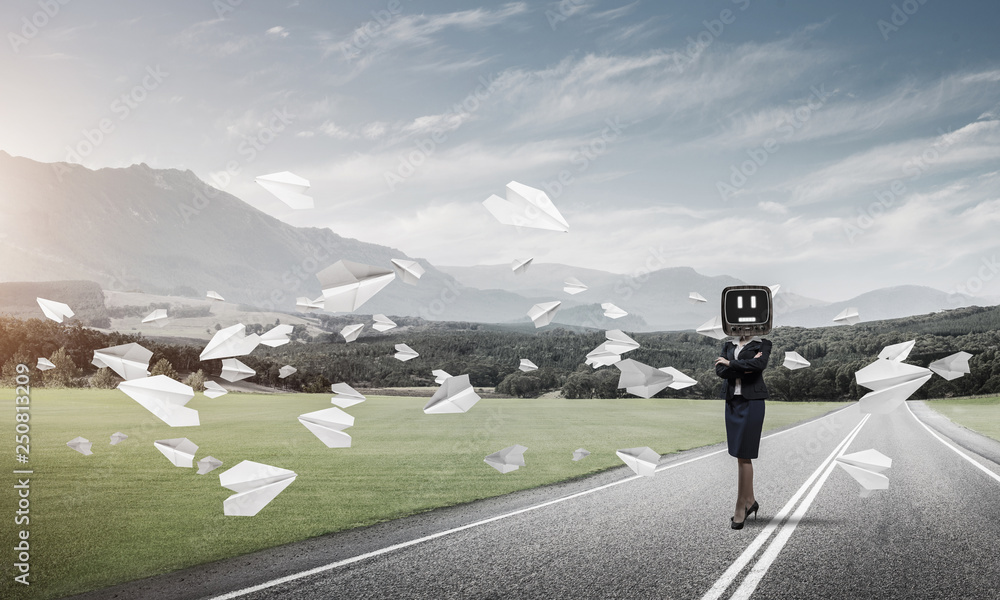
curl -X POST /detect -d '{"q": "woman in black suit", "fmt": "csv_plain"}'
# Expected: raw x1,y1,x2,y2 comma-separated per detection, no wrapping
714,336,772,529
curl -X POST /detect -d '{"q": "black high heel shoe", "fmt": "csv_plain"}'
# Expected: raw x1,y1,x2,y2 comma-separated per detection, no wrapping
730,516,745,530
746,501,759,521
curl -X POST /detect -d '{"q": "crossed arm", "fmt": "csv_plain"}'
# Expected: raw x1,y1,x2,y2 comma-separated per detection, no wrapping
714,340,772,378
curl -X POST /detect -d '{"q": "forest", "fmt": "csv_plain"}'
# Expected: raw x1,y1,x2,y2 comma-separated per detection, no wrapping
2,303,998,401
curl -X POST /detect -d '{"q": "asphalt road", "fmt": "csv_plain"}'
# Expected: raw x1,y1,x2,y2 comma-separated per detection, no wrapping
73,401,1000,600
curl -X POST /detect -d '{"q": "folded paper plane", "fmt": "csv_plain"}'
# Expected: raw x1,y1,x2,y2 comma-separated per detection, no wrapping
511,257,533,275
586,343,621,368
564,277,587,295
660,366,698,390
833,307,860,325
197,456,223,475
484,444,527,473
483,181,570,232
616,447,659,477
154,438,198,468
929,351,973,381
67,436,93,455
219,460,297,516
317,260,395,312
203,380,228,399
278,365,297,379
200,324,261,361
527,301,561,328
296,296,324,310
206,291,225,302
604,330,639,355
259,324,294,347
390,258,425,285
36,357,55,371
394,343,418,362
424,374,481,414
142,308,169,327
836,449,892,496
109,432,128,445
255,171,313,209
220,358,255,382
93,342,154,381
783,351,811,370
696,316,727,340
572,448,590,461
340,324,364,343
615,359,674,398
118,375,199,427
372,314,397,332
878,340,915,362
519,359,538,372
768,284,781,296
331,382,366,408
432,369,452,384
688,292,707,303
299,406,355,448
602,303,627,319
855,357,932,414
37,297,74,323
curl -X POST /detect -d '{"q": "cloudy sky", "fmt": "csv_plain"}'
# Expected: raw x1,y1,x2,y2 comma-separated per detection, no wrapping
3,0,1000,301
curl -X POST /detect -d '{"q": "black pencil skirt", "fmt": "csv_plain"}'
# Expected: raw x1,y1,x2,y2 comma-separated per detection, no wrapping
725,395,765,459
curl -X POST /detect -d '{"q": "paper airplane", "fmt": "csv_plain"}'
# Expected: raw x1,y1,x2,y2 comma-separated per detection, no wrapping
484,444,527,473
203,380,228,398
615,359,674,398
36,357,55,371
586,343,622,368
696,316,727,340
768,284,781,296
390,258,425,285
688,292,707,303
564,277,587,295
142,308,169,327
483,181,570,232
109,432,128,445
424,374,481,414
331,382,366,408
118,375,199,427
572,448,590,461
511,257,533,275
206,290,225,302
836,449,892,496
154,438,198,468
220,358,255,382
878,340,915,362
278,365,297,379
36,297,74,323
659,366,698,390
604,330,639,355
929,351,973,381
298,407,355,448
855,357,933,414
200,324,261,361
527,301,561,328
783,351,811,370
296,296,324,310
317,259,395,312
602,303,627,319
67,436,93,455
616,447,659,477
432,369,452,384
372,314,397,332
340,324,364,343
255,171,313,209
394,343,418,362
93,343,154,381
519,359,538,372
259,324,294,347
219,460,297,516
833,307,860,325
197,456,223,475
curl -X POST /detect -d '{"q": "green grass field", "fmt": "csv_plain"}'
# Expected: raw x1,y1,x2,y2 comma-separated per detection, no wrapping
925,396,1000,442
1,388,844,599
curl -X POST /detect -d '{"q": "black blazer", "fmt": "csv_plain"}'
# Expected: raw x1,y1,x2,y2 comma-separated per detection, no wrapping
716,338,772,401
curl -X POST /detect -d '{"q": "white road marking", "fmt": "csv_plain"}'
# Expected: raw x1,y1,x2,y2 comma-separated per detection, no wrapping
905,402,1000,484
207,405,854,600
700,413,869,600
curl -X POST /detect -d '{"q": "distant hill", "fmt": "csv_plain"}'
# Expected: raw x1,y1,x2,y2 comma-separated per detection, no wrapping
0,280,109,327
777,285,983,328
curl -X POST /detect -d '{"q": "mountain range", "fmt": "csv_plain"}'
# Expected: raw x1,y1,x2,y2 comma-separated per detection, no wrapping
0,150,994,332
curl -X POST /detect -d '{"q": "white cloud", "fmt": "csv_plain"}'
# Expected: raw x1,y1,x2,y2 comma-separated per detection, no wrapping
266,26,289,39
